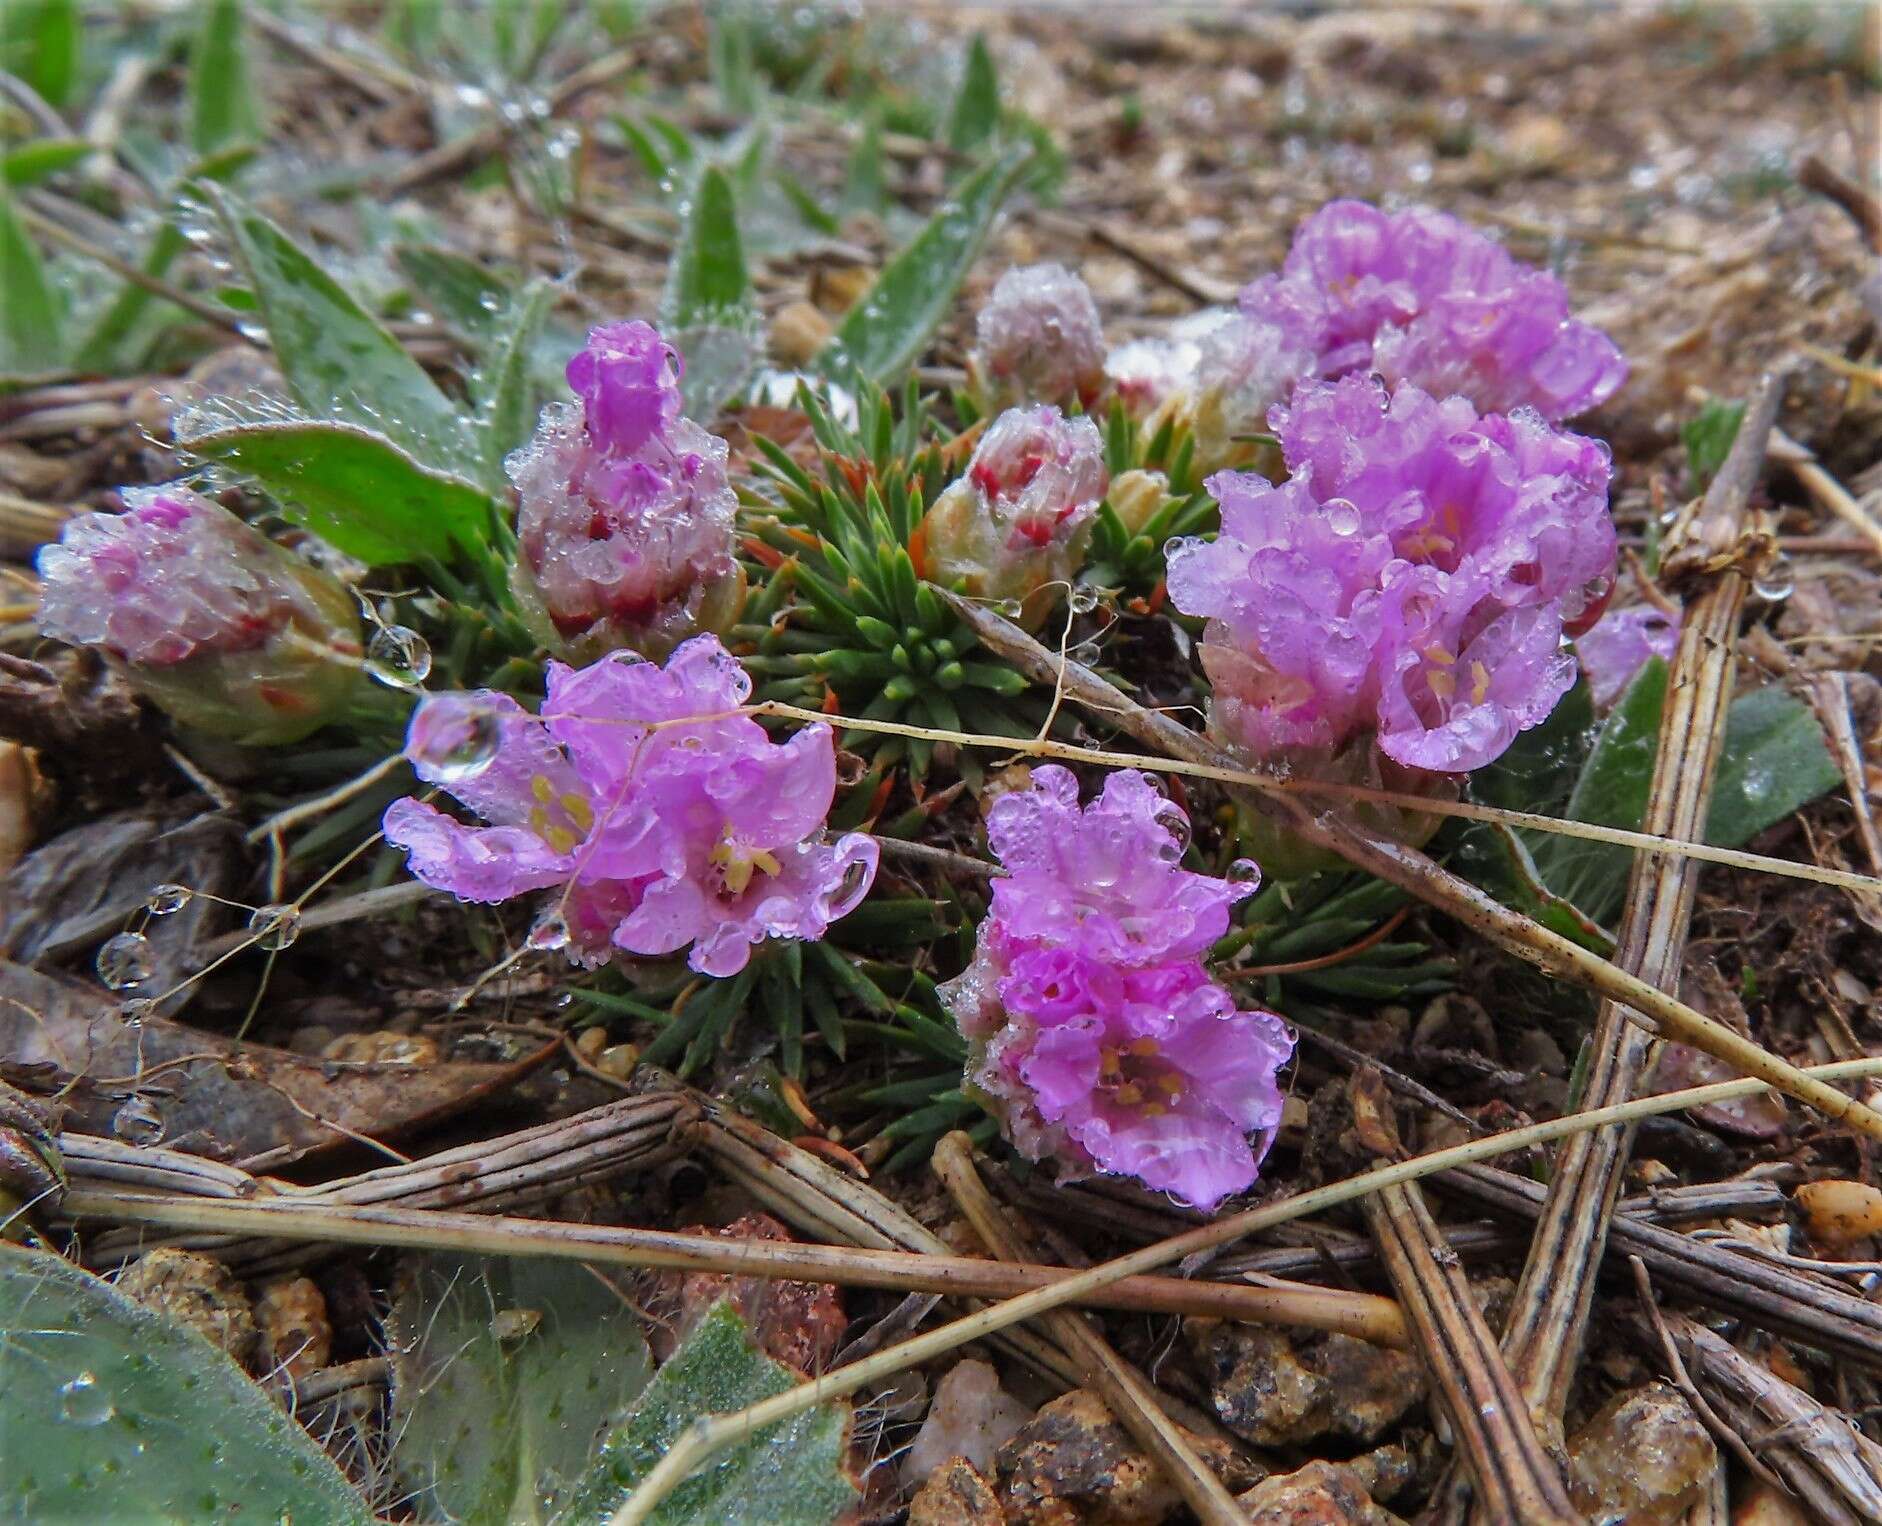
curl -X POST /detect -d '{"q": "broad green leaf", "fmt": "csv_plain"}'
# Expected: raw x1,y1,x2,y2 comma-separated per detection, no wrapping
1537,658,1843,921
189,0,261,155
388,1252,653,1526
205,185,479,476
944,35,1000,160
839,117,886,217
396,244,515,336
664,167,759,419
2,137,89,186
3,0,79,108
556,1301,856,1526
179,417,498,566
477,277,556,480
1683,399,1745,492
0,1247,369,1523
1467,678,1595,815
818,142,1032,383
0,191,62,375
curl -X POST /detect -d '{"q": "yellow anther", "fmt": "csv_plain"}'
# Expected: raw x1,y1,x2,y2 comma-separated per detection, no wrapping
1427,668,1456,702
1422,643,1457,666
561,793,594,831
1157,1073,1184,1095
544,825,578,855
1143,1102,1168,1117
1115,1083,1145,1106
531,774,556,805
1128,1037,1160,1057
1470,660,1491,705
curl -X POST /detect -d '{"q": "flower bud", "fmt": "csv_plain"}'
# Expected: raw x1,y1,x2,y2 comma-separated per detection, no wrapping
35,488,363,745
970,263,1106,410
508,322,745,663
917,405,1107,629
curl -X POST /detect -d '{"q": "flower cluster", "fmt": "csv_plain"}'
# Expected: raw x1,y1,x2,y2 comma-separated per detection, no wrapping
1167,374,1615,775
1238,199,1628,422
970,263,1107,410
1576,602,1681,708
383,636,878,976
35,487,363,744
507,321,745,664
939,767,1292,1210
917,405,1108,628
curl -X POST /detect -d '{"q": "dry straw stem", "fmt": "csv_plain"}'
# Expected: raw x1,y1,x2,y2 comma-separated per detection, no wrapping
600,1056,1882,1526
933,1131,1245,1526
1496,370,1786,1437
1349,1075,1577,1525
932,589,1882,1144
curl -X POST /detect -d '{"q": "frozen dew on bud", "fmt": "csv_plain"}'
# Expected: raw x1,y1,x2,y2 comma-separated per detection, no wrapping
366,625,433,689
970,263,1107,409
111,1096,165,1147
96,931,155,991
918,406,1108,630
381,636,880,977
34,486,365,745
247,903,304,951
938,767,1291,1211
145,883,193,915
407,693,505,783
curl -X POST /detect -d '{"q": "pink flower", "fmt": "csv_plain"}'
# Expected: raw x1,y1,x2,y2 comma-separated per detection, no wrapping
939,767,1291,1210
1167,375,1613,774
35,487,363,745
1239,199,1627,421
507,323,744,664
383,637,878,976
1575,603,1681,708
917,406,1107,627
971,263,1107,409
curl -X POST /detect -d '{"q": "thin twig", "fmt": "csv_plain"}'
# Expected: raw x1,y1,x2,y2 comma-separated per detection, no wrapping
933,1132,1244,1526
601,1056,1882,1525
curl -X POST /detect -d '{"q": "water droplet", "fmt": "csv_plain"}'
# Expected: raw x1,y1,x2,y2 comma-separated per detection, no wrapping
995,598,1025,619
1068,585,1101,614
527,914,570,952
366,625,433,689
1226,857,1263,887
247,904,303,951
1752,554,1794,603
1324,498,1362,536
1153,803,1193,855
145,884,193,916
820,856,874,921
118,998,156,1028
1068,640,1102,665
112,1096,165,1147
1162,536,1190,560
409,695,504,782
58,1373,114,1427
96,933,154,991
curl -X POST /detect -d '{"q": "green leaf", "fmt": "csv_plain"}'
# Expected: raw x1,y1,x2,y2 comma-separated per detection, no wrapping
944,35,1000,159
387,1252,654,1526
3,0,79,109
0,1247,370,1522
664,167,760,420
396,244,515,336
1536,658,1844,921
478,277,556,481
0,191,61,375
817,142,1032,383
2,137,89,187
205,185,479,476
1468,678,1594,815
179,417,499,566
189,0,261,155
1683,399,1745,491
556,1301,856,1525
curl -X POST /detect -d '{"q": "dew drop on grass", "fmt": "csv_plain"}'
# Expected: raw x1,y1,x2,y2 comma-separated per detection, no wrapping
145,883,193,916
366,625,433,688
95,933,154,991
247,904,303,951
57,1373,114,1427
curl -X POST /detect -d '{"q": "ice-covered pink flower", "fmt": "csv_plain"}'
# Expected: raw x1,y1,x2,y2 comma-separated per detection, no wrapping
971,263,1107,409
383,637,878,976
1576,602,1681,708
1239,199,1627,421
917,406,1107,628
939,767,1291,1210
35,487,362,745
508,322,744,664
1166,375,1613,774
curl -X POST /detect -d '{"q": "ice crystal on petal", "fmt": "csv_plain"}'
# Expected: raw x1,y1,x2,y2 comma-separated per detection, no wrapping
971,263,1107,409
383,638,878,976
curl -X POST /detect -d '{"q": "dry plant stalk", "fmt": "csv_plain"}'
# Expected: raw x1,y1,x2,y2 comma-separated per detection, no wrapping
933,1131,1245,1526
1639,1309,1882,1526
937,587,1882,1143
1349,1073,1578,1525
601,1058,1882,1526
1495,371,1787,1437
